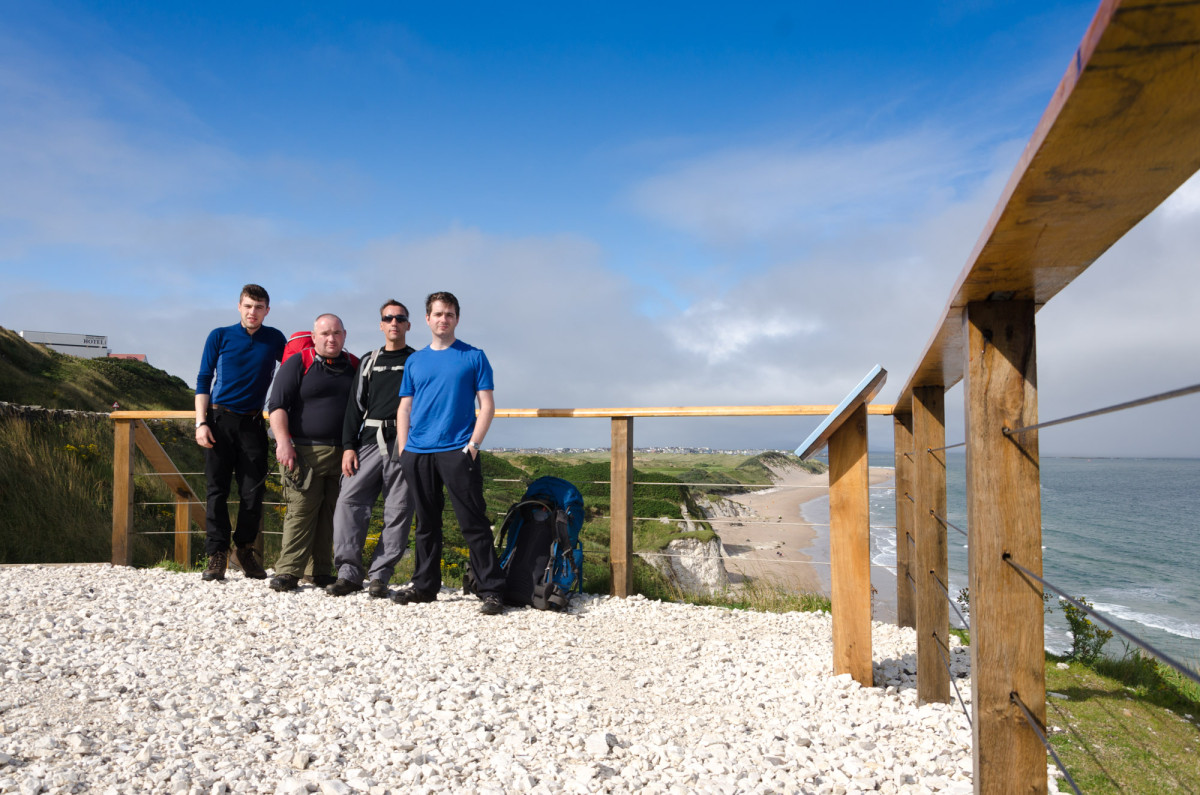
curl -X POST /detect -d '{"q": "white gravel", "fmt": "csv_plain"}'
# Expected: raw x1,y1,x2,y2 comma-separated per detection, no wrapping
0,564,988,794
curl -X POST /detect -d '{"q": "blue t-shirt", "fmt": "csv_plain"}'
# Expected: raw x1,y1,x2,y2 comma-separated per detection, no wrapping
399,339,494,453
195,323,287,414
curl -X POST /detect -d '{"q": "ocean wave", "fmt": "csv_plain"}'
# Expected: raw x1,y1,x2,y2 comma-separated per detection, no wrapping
1089,601,1200,640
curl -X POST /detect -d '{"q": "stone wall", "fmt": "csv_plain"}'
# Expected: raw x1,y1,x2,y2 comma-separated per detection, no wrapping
0,401,111,423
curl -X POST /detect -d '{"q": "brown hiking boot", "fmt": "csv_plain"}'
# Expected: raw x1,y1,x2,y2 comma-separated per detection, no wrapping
233,545,267,579
202,550,227,582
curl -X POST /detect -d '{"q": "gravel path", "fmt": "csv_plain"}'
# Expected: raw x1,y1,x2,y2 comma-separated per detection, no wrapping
0,565,987,794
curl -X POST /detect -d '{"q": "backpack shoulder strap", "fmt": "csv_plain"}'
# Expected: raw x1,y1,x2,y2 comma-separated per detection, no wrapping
299,347,317,374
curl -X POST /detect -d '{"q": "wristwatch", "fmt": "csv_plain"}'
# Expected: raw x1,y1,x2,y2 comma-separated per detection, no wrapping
196,420,208,429
465,441,479,452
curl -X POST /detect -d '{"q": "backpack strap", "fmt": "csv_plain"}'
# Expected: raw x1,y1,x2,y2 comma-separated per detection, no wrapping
356,347,384,412
300,348,361,375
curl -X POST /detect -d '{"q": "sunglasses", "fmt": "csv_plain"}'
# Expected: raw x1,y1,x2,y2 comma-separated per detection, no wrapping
381,314,408,324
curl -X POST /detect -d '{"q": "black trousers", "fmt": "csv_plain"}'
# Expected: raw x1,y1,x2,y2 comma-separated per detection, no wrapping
401,449,504,597
204,409,269,556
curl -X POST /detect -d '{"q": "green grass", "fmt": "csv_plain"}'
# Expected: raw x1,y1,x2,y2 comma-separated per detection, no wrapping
1047,653,1200,793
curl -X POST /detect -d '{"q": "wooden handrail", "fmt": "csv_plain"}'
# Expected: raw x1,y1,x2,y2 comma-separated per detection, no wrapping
894,0,1200,414
113,405,896,421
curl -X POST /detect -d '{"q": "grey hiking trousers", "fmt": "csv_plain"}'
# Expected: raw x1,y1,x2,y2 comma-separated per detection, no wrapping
332,438,413,584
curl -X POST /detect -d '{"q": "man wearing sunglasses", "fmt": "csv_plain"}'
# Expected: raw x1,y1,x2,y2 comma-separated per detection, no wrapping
325,301,418,597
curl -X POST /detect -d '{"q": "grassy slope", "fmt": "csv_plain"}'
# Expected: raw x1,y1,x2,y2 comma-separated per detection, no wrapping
0,325,193,410
1046,655,1200,792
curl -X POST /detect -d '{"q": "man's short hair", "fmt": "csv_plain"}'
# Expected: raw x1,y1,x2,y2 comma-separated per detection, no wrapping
241,284,270,305
380,299,409,317
425,291,459,316
314,313,345,331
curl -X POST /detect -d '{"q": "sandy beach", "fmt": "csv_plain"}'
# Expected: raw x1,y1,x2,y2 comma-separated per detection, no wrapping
717,463,897,620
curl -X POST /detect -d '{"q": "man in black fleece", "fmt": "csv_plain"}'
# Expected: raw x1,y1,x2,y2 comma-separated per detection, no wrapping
325,300,418,598
266,313,357,592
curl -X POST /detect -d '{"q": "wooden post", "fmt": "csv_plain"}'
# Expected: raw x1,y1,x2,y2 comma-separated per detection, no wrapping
893,413,915,629
964,300,1045,795
174,497,191,566
828,403,872,686
610,417,634,597
111,419,135,566
913,385,949,704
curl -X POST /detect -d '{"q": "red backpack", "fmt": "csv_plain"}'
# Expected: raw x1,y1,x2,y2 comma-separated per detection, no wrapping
282,331,360,372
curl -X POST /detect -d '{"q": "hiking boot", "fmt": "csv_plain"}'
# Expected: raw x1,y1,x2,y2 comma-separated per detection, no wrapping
202,550,227,582
390,584,436,605
326,578,363,596
479,594,504,616
312,574,337,588
367,579,390,599
233,545,267,580
269,574,299,592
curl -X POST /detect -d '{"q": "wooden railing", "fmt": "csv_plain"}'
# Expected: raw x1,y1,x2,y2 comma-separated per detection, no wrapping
889,1,1200,792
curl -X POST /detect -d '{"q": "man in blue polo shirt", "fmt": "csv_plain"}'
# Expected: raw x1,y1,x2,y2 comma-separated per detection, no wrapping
194,284,287,582
391,291,505,615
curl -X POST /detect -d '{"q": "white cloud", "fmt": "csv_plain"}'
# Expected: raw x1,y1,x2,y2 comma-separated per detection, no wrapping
667,301,822,365
628,129,984,249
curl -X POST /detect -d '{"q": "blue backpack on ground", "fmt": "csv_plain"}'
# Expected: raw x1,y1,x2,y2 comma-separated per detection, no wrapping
468,476,585,610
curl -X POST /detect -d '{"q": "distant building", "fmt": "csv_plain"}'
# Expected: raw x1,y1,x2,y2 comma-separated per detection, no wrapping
19,330,110,359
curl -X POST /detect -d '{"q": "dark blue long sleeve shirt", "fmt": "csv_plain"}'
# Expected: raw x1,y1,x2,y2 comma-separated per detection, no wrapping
195,323,287,414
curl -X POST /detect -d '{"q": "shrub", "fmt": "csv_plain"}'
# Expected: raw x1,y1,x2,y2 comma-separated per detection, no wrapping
1062,596,1114,663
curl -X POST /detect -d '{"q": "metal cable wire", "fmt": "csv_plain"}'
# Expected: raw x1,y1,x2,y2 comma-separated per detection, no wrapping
906,571,917,595
927,442,966,453
621,516,819,528
1004,555,1200,687
904,492,915,503
932,631,972,730
931,573,969,628
639,550,896,571
931,511,969,538
1004,382,1200,437
1011,691,1082,795
636,480,826,489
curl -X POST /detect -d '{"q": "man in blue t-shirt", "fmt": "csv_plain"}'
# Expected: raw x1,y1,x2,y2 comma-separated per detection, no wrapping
392,291,505,615
194,284,287,583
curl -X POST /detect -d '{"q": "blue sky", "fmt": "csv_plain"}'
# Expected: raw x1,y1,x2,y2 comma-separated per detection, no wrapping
2,1,1198,454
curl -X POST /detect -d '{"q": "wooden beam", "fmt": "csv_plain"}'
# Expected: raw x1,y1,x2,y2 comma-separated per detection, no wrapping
174,498,191,566
132,420,206,533
796,366,888,460
113,405,896,421
828,403,872,687
913,386,949,705
111,419,135,566
609,417,634,597
893,413,915,629
896,0,1200,412
964,300,1045,794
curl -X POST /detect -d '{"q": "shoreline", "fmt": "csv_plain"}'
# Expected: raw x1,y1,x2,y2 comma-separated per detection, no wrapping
719,463,897,621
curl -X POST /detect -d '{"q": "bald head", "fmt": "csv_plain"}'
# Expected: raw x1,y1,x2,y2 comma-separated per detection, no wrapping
312,314,346,359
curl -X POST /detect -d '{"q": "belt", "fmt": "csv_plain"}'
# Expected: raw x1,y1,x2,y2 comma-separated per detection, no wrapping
291,437,340,447
211,404,259,418
363,418,396,452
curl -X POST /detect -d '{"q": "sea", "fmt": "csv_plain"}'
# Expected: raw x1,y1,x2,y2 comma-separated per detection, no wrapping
800,453,1200,668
